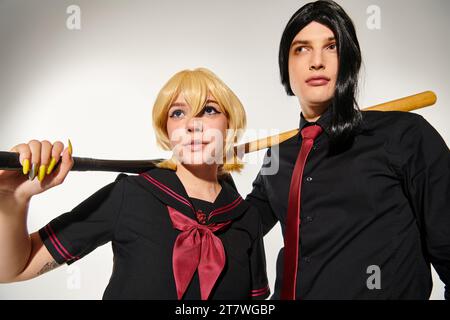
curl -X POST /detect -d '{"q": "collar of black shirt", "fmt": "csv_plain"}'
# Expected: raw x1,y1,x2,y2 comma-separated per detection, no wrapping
137,167,249,224
299,106,332,135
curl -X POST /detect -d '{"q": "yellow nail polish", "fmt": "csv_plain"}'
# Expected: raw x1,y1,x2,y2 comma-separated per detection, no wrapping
47,157,57,175
22,159,30,175
38,165,47,182
28,163,37,181
68,139,73,156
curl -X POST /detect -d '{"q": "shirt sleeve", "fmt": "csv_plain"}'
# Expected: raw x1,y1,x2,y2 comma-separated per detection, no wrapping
38,173,127,265
248,210,271,300
246,169,279,236
400,115,450,299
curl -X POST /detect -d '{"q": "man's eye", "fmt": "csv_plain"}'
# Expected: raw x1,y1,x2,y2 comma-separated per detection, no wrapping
328,43,337,50
202,106,220,115
295,46,307,53
169,109,185,118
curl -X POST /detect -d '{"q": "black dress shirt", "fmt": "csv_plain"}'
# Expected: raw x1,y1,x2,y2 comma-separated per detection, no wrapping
39,168,270,299
246,108,450,299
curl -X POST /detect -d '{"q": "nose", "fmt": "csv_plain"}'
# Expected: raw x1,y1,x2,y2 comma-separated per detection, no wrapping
187,117,203,133
309,50,325,71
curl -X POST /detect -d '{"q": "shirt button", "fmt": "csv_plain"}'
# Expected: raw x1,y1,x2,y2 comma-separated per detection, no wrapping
305,176,313,182
305,216,313,223
303,256,311,263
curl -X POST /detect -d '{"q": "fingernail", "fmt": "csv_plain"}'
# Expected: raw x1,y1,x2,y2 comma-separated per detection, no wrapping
22,159,30,175
47,157,57,175
28,163,37,181
38,165,47,182
68,139,73,156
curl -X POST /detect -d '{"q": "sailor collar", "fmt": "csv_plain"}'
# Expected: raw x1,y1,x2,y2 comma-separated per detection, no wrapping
137,167,249,224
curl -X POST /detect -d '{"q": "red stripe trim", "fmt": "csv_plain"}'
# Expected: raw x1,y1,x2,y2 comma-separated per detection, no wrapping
141,172,244,221
251,286,269,293
45,225,70,261
251,285,270,297
46,224,79,261
140,173,194,210
209,197,241,217
209,197,243,219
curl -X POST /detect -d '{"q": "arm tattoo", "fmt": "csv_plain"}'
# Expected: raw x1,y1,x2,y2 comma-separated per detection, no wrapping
37,260,60,276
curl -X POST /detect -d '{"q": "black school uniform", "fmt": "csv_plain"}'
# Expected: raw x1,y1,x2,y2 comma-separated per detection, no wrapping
38,167,270,300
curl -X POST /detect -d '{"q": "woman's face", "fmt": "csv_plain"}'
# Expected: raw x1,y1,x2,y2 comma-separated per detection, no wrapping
288,21,338,110
166,93,228,166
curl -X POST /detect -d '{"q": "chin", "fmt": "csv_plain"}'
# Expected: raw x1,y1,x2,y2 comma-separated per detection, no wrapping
179,151,219,166
303,93,333,107
311,99,332,108
179,151,204,165
305,92,330,101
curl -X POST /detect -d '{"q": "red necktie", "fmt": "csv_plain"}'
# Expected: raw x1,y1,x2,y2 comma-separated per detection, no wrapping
281,124,323,300
167,206,230,300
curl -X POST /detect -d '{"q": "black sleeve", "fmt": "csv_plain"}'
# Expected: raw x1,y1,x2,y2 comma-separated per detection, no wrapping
249,212,271,300
401,115,450,299
38,174,127,265
246,169,278,236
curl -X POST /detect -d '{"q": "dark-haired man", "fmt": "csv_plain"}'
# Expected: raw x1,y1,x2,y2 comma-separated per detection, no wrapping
246,0,450,300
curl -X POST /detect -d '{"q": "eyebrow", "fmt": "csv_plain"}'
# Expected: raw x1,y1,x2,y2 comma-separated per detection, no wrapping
204,99,219,105
170,102,187,108
291,37,336,47
169,99,219,108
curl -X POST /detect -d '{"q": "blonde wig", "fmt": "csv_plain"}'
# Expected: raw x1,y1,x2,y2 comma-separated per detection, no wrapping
152,68,246,175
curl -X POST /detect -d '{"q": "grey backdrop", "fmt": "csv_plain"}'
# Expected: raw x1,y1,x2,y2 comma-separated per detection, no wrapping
0,0,448,299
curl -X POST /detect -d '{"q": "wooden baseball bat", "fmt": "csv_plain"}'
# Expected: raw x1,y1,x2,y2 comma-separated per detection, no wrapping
237,91,437,154
0,91,438,173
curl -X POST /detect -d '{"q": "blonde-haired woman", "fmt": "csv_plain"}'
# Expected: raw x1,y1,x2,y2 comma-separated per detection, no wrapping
0,68,270,300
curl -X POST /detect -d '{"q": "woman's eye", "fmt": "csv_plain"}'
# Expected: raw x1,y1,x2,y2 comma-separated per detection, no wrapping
328,43,337,50
202,106,220,116
169,109,185,118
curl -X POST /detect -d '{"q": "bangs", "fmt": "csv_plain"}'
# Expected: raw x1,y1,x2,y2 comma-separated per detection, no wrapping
160,69,229,121
175,71,221,117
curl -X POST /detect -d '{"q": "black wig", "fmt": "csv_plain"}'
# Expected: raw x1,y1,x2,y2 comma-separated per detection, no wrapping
279,0,362,153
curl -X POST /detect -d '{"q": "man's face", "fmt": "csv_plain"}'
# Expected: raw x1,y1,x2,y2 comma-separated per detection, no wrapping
288,21,338,109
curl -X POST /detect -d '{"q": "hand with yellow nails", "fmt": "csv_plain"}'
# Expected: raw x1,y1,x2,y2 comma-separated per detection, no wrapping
0,139,74,204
